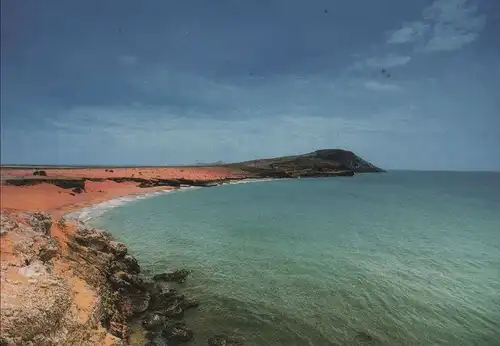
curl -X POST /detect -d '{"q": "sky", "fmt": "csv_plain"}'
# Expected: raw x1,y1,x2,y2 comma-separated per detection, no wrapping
1,0,499,170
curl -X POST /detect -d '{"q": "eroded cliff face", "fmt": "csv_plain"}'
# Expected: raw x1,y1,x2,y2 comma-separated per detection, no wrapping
0,212,200,346
0,211,127,345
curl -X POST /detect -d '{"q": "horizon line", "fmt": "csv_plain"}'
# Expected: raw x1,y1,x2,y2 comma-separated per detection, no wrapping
0,164,498,173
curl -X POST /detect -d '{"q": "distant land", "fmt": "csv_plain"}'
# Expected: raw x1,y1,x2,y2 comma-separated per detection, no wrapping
1,149,382,177
225,149,384,178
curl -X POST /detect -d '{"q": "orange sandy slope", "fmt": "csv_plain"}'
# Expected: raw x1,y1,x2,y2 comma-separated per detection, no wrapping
0,166,245,217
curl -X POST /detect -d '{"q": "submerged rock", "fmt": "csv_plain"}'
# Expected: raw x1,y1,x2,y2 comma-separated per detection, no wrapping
129,291,151,314
354,330,379,345
145,332,169,346
162,320,194,343
180,296,199,310
208,334,245,345
142,313,167,331
153,269,191,283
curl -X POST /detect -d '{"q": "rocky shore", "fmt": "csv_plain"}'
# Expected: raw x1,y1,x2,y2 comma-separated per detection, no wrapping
0,149,383,345
0,211,239,346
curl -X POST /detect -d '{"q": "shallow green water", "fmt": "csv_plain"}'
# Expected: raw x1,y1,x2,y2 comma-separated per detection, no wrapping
90,172,500,345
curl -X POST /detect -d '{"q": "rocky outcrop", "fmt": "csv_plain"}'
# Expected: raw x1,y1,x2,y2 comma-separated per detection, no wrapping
66,223,199,342
0,212,204,345
0,212,112,346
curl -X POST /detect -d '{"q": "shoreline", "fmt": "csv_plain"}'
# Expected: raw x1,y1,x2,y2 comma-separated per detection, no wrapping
63,177,281,223
0,162,375,345
0,186,219,345
0,167,249,345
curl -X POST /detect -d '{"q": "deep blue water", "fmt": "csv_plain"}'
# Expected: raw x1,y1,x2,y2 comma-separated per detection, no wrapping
91,171,500,346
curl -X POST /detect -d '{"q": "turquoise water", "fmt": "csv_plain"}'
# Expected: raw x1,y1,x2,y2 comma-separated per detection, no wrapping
90,172,500,346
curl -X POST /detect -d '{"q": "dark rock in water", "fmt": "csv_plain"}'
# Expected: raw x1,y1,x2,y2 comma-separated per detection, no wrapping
153,269,191,283
355,331,378,344
145,332,169,346
108,240,128,257
142,313,167,331
109,270,145,293
150,289,180,310
111,254,140,274
123,254,140,273
180,296,199,310
129,291,151,314
161,303,184,319
151,293,186,318
162,320,194,343
141,276,163,297
208,334,245,345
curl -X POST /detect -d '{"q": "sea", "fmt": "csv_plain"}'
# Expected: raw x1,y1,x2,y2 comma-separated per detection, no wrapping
87,171,500,346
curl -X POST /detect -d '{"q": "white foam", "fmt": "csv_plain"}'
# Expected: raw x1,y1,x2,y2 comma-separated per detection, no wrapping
227,178,282,185
64,179,279,222
65,189,173,222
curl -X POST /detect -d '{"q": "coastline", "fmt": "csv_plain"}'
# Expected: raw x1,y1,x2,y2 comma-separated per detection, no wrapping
0,167,248,345
64,178,280,222
0,160,380,345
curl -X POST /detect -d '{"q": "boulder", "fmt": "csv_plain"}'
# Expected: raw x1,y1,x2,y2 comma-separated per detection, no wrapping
142,313,167,331
129,291,151,314
123,255,140,273
109,241,128,257
162,320,194,343
109,271,145,293
161,303,184,319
